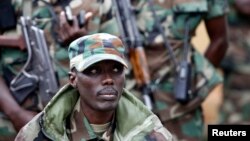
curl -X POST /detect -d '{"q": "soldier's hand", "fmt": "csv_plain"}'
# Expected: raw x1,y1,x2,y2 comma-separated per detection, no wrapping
18,35,26,50
57,11,93,46
10,108,37,131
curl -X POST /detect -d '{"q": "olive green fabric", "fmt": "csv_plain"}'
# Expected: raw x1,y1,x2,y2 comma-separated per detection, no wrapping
16,84,172,141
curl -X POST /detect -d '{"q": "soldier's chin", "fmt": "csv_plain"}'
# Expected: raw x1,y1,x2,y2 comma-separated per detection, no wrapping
97,102,118,112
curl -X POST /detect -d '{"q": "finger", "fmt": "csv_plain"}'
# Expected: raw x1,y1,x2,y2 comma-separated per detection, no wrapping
65,15,78,38
85,12,93,21
59,11,67,27
72,16,79,32
60,11,72,37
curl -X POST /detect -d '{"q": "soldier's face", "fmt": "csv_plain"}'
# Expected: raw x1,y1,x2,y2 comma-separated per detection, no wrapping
73,60,125,113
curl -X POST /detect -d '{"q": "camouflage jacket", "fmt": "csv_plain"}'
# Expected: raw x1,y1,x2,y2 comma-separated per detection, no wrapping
15,84,173,141
134,0,227,41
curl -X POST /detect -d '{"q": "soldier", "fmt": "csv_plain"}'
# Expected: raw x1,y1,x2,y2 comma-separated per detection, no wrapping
33,0,229,140
15,33,173,141
220,0,250,124
31,0,113,85
0,0,38,140
1,0,228,140
0,0,89,140
136,0,228,140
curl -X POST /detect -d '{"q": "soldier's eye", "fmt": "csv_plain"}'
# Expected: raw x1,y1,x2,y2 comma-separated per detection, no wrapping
90,69,97,74
82,66,101,76
113,64,124,74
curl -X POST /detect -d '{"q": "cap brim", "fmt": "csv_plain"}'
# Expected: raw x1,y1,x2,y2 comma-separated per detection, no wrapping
74,54,128,72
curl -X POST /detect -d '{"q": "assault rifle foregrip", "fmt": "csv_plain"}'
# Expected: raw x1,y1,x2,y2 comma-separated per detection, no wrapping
113,0,155,110
129,48,151,85
130,47,154,110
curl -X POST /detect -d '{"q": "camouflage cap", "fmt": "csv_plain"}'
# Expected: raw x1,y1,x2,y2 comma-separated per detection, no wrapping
68,33,128,72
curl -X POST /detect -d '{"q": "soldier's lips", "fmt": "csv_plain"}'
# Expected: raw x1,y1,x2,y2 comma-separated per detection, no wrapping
98,87,118,100
98,93,117,100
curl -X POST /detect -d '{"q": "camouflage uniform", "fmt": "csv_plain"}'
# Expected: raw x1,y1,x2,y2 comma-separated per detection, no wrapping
33,0,226,140
15,33,173,141
117,0,226,141
31,0,121,85
0,0,105,138
15,0,226,140
0,0,67,139
0,0,116,138
219,0,250,124
0,0,38,139
15,84,172,141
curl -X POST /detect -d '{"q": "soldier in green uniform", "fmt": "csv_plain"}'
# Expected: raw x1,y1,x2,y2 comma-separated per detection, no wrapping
83,0,227,140
0,0,38,140
0,0,89,140
31,0,229,140
0,0,228,140
130,0,228,140
220,0,250,124
15,33,173,141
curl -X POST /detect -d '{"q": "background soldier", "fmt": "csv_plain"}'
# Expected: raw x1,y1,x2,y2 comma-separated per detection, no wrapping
0,0,90,140
0,0,38,140
129,0,228,140
220,0,250,124
28,0,229,140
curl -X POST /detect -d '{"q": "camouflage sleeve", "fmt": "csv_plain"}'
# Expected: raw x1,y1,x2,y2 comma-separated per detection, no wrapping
148,117,173,141
193,50,223,99
130,115,173,141
31,0,105,38
32,6,53,30
15,113,43,141
87,0,115,35
205,0,229,19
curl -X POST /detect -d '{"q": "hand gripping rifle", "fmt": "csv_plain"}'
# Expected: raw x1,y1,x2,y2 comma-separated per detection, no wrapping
112,0,155,110
10,17,59,106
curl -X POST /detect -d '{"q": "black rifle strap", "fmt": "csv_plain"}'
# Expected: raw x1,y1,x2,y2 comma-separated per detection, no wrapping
183,20,190,62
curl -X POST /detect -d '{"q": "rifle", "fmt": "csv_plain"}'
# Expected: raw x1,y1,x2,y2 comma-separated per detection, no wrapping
147,0,192,104
10,16,59,106
112,0,155,110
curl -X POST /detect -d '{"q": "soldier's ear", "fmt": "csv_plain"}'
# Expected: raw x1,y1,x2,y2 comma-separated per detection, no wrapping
68,70,77,88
